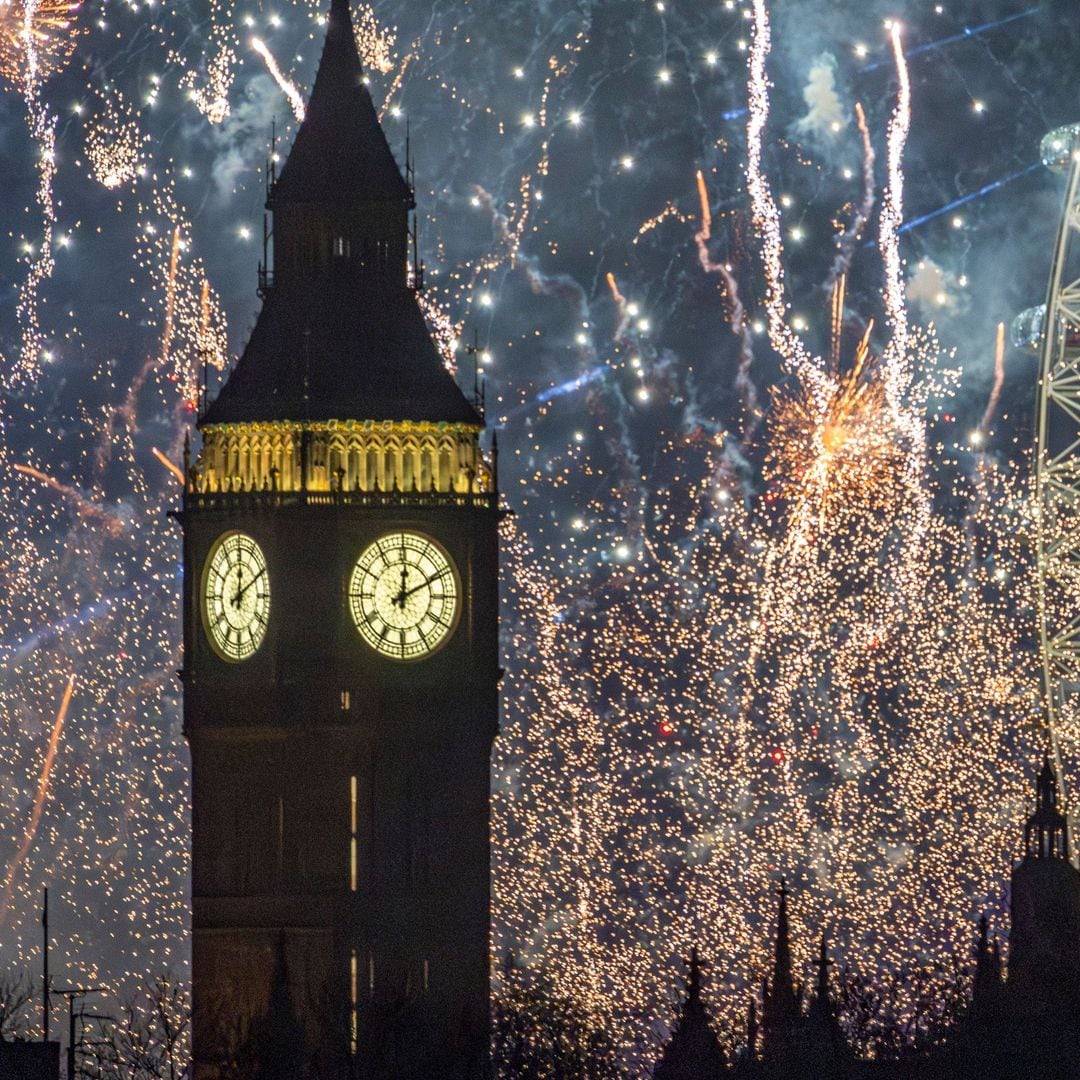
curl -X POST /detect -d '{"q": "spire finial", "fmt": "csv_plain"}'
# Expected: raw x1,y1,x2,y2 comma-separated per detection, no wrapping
688,945,702,1002
767,876,797,1024
329,0,351,28
816,933,831,992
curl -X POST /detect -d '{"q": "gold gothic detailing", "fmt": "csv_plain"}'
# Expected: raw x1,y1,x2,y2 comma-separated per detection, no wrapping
187,420,493,497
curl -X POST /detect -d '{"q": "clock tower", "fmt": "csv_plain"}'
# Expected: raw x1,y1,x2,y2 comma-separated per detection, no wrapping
176,2,498,1075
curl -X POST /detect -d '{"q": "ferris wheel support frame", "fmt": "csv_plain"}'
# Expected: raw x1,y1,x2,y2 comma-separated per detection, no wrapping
1034,135,1080,814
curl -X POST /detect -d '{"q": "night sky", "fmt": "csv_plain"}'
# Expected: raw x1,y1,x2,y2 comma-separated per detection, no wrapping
0,0,1078,1063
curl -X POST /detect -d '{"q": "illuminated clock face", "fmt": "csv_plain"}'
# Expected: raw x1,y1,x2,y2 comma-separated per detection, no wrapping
349,532,459,660
202,531,271,662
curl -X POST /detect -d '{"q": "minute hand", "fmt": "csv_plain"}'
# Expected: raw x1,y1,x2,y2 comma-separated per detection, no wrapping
399,570,446,602
235,566,267,600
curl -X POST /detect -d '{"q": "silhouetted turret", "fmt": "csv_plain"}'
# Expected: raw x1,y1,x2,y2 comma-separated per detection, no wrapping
1008,756,1080,1016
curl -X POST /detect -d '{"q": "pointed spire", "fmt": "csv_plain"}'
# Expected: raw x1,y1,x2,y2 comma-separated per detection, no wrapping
687,944,702,1004
200,0,478,427
815,933,831,1006
746,996,758,1062
771,878,796,1018
653,947,727,1080
272,0,410,207
971,914,1003,1022
1024,754,1070,860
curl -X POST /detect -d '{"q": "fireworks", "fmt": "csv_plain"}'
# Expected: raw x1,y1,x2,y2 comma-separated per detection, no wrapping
0,0,1066,1071
85,90,142,190
0,0,80,88
251,37,306,121
766,324,904,520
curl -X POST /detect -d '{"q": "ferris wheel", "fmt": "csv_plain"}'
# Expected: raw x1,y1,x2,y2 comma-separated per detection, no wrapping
1013,123,1080,792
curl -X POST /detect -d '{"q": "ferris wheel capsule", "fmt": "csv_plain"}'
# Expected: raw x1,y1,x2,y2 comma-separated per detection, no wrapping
1011,304,1046,352
1041,124,1080,173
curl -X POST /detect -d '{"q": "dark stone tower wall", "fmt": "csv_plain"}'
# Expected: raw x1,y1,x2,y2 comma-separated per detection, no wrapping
1008,758,1080,1015
183,503,497,1075
178,1,496,1074
1009,858,1080,1005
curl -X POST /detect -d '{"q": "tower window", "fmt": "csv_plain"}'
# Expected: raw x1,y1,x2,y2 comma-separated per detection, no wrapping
350,774,359,892
341,690,351,711
350,949,358,1055
422,958,430,993
334,236,351,257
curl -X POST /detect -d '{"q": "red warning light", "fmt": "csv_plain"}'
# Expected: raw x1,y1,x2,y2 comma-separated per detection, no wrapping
770,747,784,764
659,720,675,737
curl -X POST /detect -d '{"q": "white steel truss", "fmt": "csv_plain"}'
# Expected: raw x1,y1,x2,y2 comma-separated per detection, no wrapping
1033,124,1080,792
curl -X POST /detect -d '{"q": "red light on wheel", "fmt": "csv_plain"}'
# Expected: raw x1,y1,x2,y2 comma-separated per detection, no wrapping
659,720,675,737
771,747,784,764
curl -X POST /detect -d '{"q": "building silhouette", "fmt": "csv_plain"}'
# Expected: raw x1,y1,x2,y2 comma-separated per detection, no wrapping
176,0,499,1073
652,948,728,1080
654,757,1080,1079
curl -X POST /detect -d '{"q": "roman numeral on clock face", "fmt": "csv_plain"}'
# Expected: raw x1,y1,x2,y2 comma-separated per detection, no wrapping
348,531,460,661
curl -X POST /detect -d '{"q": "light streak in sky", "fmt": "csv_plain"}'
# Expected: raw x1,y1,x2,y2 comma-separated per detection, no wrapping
160,226,182,370
897,163,1042,236
12,463,125,536
880,23,911,385
826,101,876,292
251,37,306,122
152,448,185,484
979,322,1007,436
746,0,824,399
0,675,75,928
861,7,1040,71
695,168,759,442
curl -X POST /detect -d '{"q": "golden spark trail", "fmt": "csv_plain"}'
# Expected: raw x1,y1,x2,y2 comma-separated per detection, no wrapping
876,22,931,606
14,78,56,387
881,23,911,392
251,37,305,121
13,463,124,535
636,202,686,242
826,103,876,292
979,322,1007,434
378,51,412,121
695,169,760,442
746,0,827,402
5,0,81,386
830,273,846,366
0,675,75,927
152,447,184,484
605,270,629,338
160,226,181,369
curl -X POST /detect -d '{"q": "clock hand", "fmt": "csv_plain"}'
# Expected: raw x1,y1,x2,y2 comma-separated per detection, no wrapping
395,561,408,609
232,564,243,608
399,569,445,602
235,565,267,601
